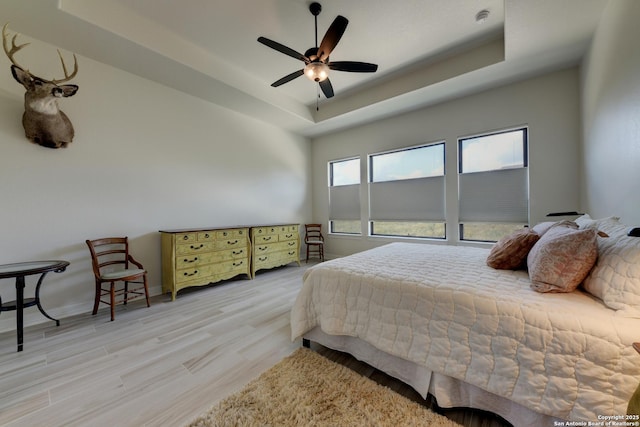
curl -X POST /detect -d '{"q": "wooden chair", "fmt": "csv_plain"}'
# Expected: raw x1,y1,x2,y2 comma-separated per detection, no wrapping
86,237,150,321
304,224,325,262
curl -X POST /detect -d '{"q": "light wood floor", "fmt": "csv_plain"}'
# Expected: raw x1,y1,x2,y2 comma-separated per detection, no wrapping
0,262,510,427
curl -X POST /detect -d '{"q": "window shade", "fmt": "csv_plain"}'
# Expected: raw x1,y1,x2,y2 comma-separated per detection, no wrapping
329,184,360,220
458,168,528,222
369,176,445,221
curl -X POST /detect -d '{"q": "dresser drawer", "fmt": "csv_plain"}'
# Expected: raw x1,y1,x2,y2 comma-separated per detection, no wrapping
175,247,248,269
175,265,211,284
253,243,283,255
175,252,215,269
176,233,197,243
197,231,216,241
215,238,248,251
217,258,248,274
216,228,247,239
175,241,216,255
280,231,298,241
254,250,297,269
253,253,272,268
175,256,249,284
253,234,277,244
252,226,278,237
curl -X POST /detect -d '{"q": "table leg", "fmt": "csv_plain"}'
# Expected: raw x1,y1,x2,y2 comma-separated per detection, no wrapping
35,272,60,326
16,275,24,352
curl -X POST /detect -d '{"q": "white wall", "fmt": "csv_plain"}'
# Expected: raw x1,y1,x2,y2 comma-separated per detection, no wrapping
581,0,640,225
0,35,311,332
311,68,582,258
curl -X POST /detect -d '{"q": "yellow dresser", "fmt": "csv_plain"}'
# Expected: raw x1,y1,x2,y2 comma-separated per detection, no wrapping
160,227,251,300
250,224,300,277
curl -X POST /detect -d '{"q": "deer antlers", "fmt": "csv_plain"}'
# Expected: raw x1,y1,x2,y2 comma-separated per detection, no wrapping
2,23,78,84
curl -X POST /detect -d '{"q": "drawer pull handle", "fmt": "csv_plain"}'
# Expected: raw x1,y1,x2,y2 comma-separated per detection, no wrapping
227,239,239,245
258,246,268,251
184,257,198,263
259,256,268,261
183,235,189,240
263,236,272,241
232,250,244,255
190,244,204,250
286,234,293,238
183,270,198,277
288,242,295,246
288,251,295,255
233,261,244,266
204,233,210,238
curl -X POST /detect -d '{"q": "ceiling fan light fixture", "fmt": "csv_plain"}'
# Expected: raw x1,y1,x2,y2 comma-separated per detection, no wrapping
304,62,330,82
475,9,490,23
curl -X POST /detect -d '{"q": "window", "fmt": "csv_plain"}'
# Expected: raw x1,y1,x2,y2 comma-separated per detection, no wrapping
329,158,361,234
458,128,529,242
368,143,445,239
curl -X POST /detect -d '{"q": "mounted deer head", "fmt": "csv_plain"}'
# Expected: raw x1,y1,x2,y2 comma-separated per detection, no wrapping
2,24,79,149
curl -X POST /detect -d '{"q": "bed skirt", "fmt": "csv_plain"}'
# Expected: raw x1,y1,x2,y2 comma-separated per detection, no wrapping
304,327,561,427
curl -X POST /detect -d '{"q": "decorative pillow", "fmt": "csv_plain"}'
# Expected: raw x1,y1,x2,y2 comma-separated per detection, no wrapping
486,229,540,270
532,220,577,237
527,225,598,293
582,232,640,318
575,214,620,234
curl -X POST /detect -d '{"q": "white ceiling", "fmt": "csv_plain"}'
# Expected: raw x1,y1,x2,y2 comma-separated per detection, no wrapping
0,0,607,137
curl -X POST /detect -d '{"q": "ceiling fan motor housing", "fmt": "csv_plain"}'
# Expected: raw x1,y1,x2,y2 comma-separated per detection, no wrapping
309,2,322,16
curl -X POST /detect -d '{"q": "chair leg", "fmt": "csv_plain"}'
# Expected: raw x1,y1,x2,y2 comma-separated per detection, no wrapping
143,274,150,308
92,280,101,315
306,243,310,263
110,282,116,321
320,244,324,262
123,281,128,306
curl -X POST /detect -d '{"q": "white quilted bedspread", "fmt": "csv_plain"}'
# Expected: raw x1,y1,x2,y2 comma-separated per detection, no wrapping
290,242,640,421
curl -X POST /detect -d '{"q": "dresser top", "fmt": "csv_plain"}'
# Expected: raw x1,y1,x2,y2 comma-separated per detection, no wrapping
159,224,299,234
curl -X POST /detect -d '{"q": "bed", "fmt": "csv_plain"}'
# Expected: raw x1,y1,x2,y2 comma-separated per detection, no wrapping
291,216,640,426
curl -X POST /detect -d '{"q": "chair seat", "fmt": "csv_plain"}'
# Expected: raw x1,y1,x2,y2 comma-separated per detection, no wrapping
100,268,145,280
305,239,324,245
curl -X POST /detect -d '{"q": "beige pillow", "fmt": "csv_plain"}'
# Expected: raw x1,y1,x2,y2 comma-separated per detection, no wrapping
575,214,620,234
527,225,598,293
582,232,640,318
532,220,578,237
486,229,540,270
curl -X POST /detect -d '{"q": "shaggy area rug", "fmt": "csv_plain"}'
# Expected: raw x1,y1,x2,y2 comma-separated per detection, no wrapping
187,347,461,427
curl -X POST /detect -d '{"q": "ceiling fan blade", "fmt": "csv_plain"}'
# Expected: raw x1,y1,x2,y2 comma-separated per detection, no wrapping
329,61,378,73
317,16,348,62
258,37,308,63
319,78,334,98
271,69,304,87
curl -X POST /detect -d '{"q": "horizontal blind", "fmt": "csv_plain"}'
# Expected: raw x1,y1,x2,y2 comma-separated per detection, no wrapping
369,176,445,221
459,168,528,222
329,184,360,220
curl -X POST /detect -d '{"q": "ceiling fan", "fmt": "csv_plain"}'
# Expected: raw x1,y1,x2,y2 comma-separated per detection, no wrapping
257,2,378,99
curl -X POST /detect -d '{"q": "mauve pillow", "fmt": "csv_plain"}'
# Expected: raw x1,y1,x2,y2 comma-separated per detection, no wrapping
486,229,540,270
527,226,598,293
